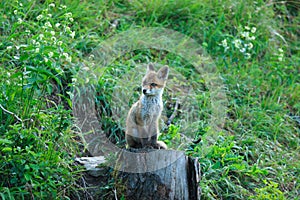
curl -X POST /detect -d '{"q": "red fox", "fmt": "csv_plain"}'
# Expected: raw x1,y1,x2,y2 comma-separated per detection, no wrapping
125,63,169,149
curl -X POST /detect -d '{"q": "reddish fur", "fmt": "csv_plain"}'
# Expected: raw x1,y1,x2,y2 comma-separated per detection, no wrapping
125,64,169,149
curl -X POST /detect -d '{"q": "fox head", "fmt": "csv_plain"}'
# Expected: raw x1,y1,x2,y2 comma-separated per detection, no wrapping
142,63,169,96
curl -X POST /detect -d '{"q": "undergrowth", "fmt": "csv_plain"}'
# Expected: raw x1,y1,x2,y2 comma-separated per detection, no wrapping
0,0,299,199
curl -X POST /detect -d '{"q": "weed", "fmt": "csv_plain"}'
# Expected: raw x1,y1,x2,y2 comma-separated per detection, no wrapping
0,0,299,199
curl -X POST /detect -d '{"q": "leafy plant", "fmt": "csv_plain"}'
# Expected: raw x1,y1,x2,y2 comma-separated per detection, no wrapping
0,0,299,199
250,180,285,200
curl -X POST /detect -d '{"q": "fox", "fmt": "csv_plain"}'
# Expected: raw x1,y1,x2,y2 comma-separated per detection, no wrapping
125,63,169,149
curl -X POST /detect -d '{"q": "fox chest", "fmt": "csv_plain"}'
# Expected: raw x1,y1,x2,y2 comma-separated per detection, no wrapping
140,98,162,123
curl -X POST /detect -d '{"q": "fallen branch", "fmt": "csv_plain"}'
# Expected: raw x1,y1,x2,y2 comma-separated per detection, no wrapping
0,103,23,124
167,99,180,126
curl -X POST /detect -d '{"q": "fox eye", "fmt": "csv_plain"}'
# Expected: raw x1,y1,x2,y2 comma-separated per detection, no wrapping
150,83,157,87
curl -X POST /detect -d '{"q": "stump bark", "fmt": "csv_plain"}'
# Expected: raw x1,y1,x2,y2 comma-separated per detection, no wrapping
114,149,201,200
76,149,201,200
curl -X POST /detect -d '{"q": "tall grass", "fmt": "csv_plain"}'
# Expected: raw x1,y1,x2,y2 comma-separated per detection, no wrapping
0,0,299,199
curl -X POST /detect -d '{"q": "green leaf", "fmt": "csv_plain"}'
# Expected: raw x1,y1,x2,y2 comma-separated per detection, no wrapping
24,173,31,181
2,147,12,152
0,139,13,144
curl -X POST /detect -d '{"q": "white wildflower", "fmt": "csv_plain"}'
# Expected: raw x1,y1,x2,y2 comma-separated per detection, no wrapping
83,67,90,71
44,57,48,62
17,18,23,24
247,43,253,49
278,49,284,61
14,10,18,15
6,46,12,50
233,39,242,49
221,39,227,47
45,21,52,28
89,54,95,59
63,52,69,58
48,52,54,58
241,31,249,39
57,41,62,46
69,17,74,22
70,31,75,39
251,27,256,33
220,39,229,52
63,53,72,62
245,26,250,30
39,34,44,39
245,53,251,59
51,36,56,42
240,48,246,53
35,42,40,47
65,12,72,18
66,56,72,62
19,3,23,7
249,36,256,40
20,44,28,48
37,15,43,20
35,48,40,53
49,3,55,7
55,23,60,28
47,14,52,18
50,31,55,36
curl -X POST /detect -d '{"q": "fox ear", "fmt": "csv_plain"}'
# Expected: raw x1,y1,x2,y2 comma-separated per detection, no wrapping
147,63,155,73
157,66,169,80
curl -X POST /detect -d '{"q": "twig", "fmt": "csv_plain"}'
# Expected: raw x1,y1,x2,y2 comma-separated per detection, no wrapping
80,175,94,200
0,104,23,123
192,137,202,144
167,99,180,126
114,188,118,200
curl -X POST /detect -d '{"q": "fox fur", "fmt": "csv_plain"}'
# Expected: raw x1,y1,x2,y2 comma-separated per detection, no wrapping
125,63,169,149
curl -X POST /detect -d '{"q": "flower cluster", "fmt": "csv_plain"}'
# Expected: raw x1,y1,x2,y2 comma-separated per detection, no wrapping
6,2,76,65
276,48,284,62
220,25,257,60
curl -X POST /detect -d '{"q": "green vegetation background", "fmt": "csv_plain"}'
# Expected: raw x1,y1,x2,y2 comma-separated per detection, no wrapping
0,0,299,199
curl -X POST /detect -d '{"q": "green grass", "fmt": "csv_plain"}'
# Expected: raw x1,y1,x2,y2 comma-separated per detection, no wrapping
0,0,299,199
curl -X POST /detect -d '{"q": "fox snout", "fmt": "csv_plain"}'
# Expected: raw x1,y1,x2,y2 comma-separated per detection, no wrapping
142,88,148,95
142,88,163,96
142,85,162,96
142,87,153,95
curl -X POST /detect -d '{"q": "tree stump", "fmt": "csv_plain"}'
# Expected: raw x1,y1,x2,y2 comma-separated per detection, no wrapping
75,149,201,199
114,149,201,200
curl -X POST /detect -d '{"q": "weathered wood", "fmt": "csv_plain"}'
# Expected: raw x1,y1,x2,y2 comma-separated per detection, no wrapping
115,149,201,200
75,150,201,200
75,156,106,177
75,156,114,200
